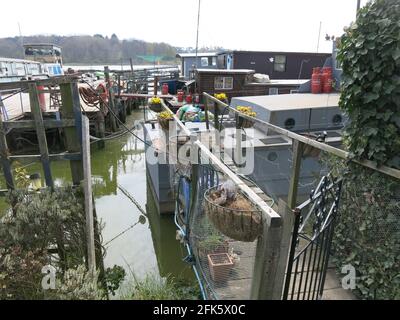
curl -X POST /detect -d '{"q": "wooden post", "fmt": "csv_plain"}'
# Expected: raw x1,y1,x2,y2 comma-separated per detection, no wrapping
213,102,220,131
287,140,305,209
234,120,243,167
0,94,14,189
104,66,117,132
270,199,296,299
59,82,84,185
250,217,283,300
82,116,96,272
204,95,210,130
153,76,158,96
129,58,134,75
95,111,105,149
29,83,54,188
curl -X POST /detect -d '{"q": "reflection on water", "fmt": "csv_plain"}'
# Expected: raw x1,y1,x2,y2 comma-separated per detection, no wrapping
0,110,193,286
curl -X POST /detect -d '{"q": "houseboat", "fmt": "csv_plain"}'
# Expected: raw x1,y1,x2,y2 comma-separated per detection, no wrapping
23,43,64,76
177,50,331,81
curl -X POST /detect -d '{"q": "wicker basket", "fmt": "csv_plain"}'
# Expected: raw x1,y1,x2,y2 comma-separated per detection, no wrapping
149,103,162,113
158,117,173,131
236,114,255,129
169,135,192,177
204,186,263,242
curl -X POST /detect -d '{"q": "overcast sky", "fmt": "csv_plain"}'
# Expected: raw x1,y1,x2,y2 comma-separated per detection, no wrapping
1,0,370,53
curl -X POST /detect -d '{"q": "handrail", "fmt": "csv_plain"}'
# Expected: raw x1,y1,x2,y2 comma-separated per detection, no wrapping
160,100,281,227
203,92,400,180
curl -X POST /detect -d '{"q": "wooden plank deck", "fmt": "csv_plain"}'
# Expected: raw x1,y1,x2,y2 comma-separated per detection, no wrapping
1,83,100,120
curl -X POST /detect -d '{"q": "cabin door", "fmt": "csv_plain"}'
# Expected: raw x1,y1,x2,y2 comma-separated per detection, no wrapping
227,54,233,69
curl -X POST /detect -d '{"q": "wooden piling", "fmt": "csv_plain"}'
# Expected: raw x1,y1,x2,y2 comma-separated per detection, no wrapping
28,83,54,188
95,111,106,149
104,66,117,132
59,82,84,185
0,94,14,189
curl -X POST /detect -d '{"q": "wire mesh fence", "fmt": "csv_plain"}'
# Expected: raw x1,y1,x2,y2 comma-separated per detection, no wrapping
187,164,259,300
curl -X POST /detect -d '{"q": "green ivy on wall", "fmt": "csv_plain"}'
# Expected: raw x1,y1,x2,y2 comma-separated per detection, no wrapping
332,0,400,300
337,0,400,169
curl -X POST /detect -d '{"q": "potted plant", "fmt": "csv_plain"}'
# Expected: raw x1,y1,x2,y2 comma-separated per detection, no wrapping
197,234,229,260
157,111,174,131
149,96,162,112
207,253,234,283
235,106,257,128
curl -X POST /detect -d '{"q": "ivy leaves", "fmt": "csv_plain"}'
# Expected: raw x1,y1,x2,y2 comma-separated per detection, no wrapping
338,0,400,169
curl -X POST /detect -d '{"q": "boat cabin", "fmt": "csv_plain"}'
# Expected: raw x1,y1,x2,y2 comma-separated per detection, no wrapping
23,44,64,76
195,69,309,102
0,57,45,82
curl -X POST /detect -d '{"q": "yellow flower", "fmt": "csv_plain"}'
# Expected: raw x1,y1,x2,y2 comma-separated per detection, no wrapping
236,106,256,118
151,97,161,104
157,111,173,119
214,93,227,101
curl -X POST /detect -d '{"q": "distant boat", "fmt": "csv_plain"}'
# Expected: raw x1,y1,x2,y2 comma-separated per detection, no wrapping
0,43,64,83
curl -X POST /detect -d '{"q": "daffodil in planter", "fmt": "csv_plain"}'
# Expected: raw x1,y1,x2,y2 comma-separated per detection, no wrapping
149,96,162,112
214,93,228,103
157,111,174,131
235,106,257,128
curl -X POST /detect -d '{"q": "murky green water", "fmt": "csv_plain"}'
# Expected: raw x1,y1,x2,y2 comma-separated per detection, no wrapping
0,110,193,290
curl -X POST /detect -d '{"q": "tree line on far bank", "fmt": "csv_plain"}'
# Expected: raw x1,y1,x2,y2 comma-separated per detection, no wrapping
0,34,178,65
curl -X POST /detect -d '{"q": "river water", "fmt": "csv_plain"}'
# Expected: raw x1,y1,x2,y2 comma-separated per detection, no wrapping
0,110,193,293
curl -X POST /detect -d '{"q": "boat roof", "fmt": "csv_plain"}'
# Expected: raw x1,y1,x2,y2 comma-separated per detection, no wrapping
23,43,62,49
247,79,310,86
231,93,340,111
196,68,255,74
0,57,42,64
218,50,331,56
176,52,218,58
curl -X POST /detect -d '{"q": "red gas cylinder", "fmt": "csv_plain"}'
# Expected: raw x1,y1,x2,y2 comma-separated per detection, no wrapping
322,67,332,75
37,85,46,111
321,67,333,93
162,83,169,95
185,94,192,104
177,90,184,102
311,68,322,94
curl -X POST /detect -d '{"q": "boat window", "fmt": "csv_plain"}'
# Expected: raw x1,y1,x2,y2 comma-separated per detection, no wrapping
201,57,209,67
274,55,286,72
214,76,233,90
15,63,25,76
212,57,217,66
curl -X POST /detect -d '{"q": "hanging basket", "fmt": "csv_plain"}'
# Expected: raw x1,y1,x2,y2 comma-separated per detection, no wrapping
169,135,192,177
158,117,173,131
204,186,263,242
149,102,162,113
236,114,255,129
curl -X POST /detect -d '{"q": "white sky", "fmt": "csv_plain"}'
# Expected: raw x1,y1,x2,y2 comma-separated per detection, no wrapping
1,0,370,53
